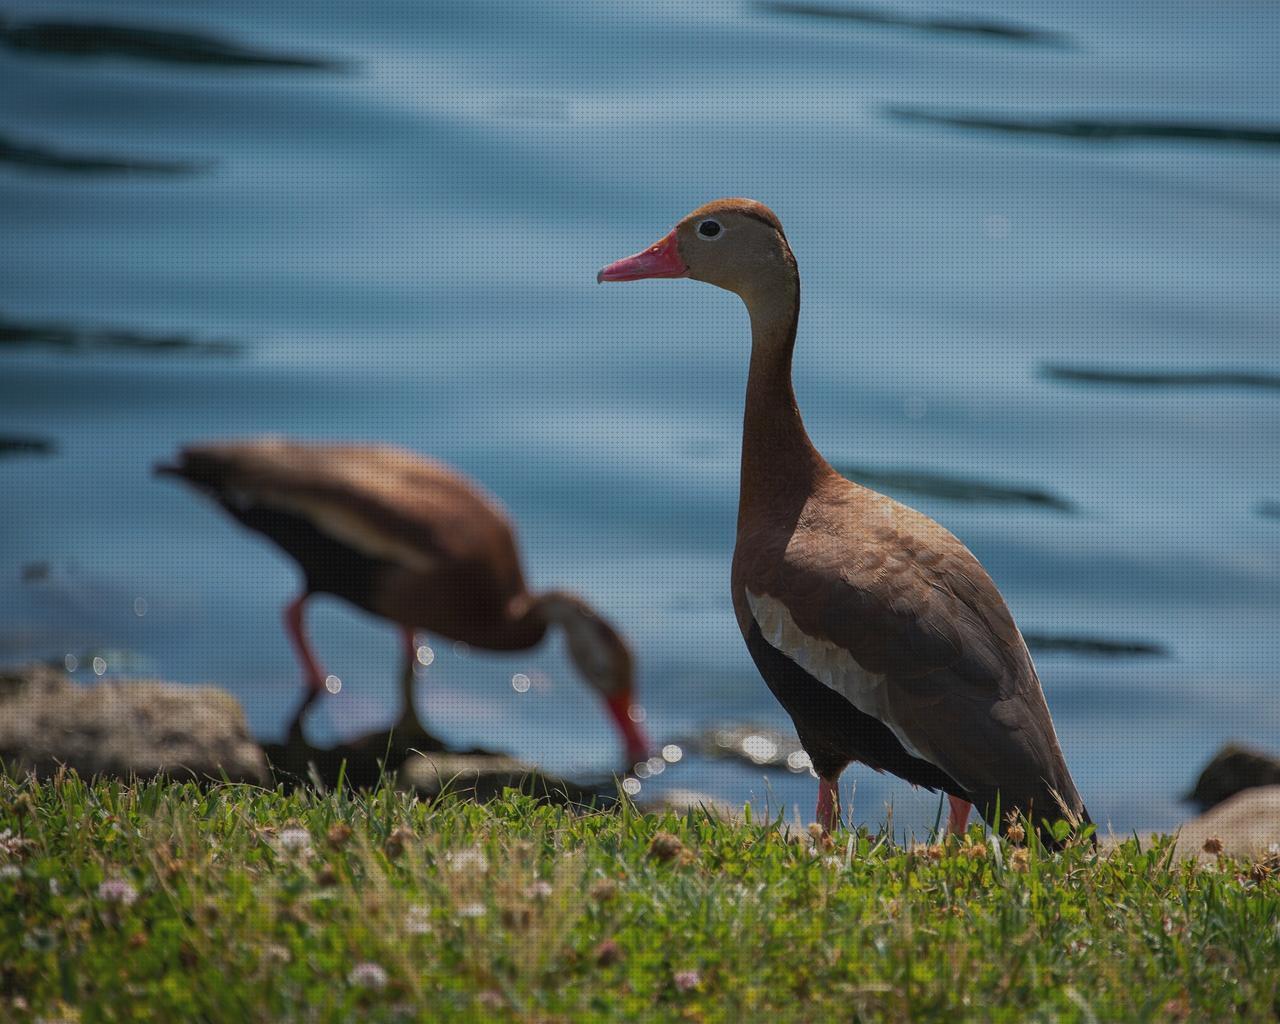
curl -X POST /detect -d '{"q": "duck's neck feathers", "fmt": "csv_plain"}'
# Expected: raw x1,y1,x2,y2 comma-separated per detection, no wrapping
498,591,553,650
738,261,828,528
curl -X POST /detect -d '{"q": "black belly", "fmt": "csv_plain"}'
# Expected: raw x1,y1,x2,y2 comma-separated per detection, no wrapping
745,621,964,796
229,503,392,610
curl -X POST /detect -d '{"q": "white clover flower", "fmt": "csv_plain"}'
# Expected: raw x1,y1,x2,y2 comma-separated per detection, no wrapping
347,961,388,990
0,829,33,857
404,905,433,935
275,828,312,853
523,880,554,900
673,969,701,993
455,902,486,919
97,878,138,906
445,848,488,875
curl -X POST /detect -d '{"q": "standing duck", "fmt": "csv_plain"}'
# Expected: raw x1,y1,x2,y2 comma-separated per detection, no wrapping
599,199,1089,841
158,439,650,765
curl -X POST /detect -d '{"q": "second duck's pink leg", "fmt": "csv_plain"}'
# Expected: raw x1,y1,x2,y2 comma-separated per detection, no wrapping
401,627,419,673
816,777,841,832
399,627,421,726
392,627,443,749
283,593,326,741
947,794,972,836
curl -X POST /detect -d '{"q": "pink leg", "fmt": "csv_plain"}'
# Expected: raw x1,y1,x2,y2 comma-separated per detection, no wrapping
283,594,326,741
947,794,972,836
398,627,422,731
816,777,841,833
400,627,418,669
391,626,442,749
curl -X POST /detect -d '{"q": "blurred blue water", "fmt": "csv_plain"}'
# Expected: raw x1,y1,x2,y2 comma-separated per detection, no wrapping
2,0,1278,836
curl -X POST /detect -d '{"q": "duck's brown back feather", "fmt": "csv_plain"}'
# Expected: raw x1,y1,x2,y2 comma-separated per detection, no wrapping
160,439,540,647
733,469,1089,838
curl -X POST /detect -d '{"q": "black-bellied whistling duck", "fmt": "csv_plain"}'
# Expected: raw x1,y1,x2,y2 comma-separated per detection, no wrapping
157,439,650,765
599,199,1089,842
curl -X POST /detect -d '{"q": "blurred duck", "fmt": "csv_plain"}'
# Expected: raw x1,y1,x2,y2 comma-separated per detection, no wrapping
158,439,650,764
599,199,1089,842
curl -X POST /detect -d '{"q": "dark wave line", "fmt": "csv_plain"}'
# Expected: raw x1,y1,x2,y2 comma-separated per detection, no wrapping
1023,634,1167,658
0,134,202,175
835,464,1075,511
889,107,1280,147
0,314,240,356
0,17,344,70
755,2,1070,46
1042,365,1280,390
0,435,56,458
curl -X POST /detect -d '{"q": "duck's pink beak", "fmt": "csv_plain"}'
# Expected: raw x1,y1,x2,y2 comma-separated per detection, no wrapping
605,691,652,766
597,230,687,283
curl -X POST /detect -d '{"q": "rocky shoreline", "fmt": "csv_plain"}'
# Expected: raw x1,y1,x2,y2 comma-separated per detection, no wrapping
0,663,617,808
0,663,267,784
4,663,1279,857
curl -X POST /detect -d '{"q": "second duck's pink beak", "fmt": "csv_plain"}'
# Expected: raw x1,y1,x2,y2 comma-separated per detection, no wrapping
604,691,653,767
597,230,687,283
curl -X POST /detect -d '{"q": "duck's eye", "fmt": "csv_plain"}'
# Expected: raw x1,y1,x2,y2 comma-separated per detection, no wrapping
697,219,723,240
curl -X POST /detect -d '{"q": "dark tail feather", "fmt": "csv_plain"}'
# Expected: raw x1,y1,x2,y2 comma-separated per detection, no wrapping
153,447,234,491
974,779,1093,851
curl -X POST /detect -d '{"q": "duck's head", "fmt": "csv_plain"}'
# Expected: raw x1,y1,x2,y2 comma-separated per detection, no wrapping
597,198,795,303
538,592,650,767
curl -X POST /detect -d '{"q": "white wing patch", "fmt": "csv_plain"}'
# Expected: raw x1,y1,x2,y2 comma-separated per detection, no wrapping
746,589,931,763
253,491,437,572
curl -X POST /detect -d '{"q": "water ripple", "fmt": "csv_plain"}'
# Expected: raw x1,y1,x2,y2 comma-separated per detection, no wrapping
0,17,344,70
0,436,56,458
755,2,1071,47
1042,365,1280,391
0,315,240,356
835,464,1075,512
889,107,1280,147
0,133,202,175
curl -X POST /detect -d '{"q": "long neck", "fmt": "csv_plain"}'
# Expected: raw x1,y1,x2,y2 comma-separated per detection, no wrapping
738,267,825,527
500,591,552,649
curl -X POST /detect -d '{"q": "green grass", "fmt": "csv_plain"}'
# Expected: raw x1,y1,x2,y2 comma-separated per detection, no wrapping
2,772,1278,1022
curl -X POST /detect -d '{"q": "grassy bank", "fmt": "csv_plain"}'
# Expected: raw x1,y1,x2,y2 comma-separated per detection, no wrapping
1,773,1278,1022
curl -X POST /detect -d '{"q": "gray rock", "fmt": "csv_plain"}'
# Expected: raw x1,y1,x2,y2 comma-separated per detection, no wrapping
0,664,267,784
401,752,617,808
1187,743,1280,810
1174,785,1280,861
0,665,622,808
639,787,742,822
